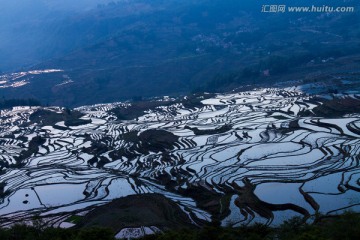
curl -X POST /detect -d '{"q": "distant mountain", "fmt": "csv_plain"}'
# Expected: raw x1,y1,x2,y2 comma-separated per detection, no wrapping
0,0,359,106
0,0,115,71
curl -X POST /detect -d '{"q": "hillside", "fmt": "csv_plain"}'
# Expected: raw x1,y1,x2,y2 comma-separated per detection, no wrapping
0,78,359,235
0,0,359,106
0,1,360,239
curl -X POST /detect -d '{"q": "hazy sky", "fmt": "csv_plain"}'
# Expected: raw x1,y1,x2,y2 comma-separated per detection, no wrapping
0,0,116,15
0,0,120,28
0,0,118,71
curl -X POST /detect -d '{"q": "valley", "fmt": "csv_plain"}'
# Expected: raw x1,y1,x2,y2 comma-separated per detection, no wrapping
0,1,359,238
0,85,359,237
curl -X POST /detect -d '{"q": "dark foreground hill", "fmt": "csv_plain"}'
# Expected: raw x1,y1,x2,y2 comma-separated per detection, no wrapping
0,211,359,240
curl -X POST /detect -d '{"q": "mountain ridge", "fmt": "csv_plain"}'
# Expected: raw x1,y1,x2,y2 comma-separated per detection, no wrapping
1,0,359,106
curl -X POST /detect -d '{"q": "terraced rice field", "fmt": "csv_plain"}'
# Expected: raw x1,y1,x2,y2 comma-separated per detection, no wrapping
0,88,359,228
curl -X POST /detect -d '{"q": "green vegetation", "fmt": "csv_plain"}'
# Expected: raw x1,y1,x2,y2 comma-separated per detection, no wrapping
64,118,92,127
14,136,46,165
0,212,359,240
110,101,175,120
0,225,114,240
29,108,87,127
0,98,41,110
185,124,232,135
309,97,360,118
65,215,84,225
76,194,196,231
141,212,360,240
